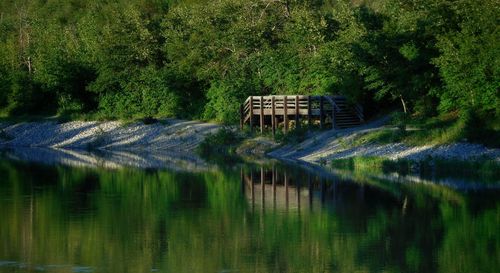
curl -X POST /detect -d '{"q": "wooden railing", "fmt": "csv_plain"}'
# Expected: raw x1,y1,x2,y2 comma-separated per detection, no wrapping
240,95,363,134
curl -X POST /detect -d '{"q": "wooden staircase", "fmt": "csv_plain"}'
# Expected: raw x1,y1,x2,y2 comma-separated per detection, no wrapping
331,96,364,128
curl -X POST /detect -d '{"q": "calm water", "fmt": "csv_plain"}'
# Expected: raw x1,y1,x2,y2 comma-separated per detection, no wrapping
0,154,498,273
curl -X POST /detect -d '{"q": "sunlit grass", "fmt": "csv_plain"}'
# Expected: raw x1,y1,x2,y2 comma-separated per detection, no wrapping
350,112,499,148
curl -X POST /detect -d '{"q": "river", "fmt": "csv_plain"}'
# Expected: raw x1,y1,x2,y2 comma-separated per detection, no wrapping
0,149,498,273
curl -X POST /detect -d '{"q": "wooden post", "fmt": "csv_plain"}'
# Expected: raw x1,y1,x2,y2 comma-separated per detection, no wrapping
271,96,276,136
320,96,324,129
249,96,254,132
260,96,264,134
295,95,300,129
307,96,312,128
284,96,289,133
239,103,244,130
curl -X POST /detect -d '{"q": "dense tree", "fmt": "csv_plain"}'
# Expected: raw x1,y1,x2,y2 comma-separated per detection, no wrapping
433,0,500,117
0,0,498,126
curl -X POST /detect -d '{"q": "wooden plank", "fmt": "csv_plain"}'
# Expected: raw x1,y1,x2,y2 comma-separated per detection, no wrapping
252,95,323,100
249,96,254,131
260,96,264,134
284,95,288,133
271,96,276,136
307,95,312,127
253,109,316,116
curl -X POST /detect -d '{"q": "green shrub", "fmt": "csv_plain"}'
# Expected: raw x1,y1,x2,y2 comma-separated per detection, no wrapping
274,125,309,145
197,127,242,157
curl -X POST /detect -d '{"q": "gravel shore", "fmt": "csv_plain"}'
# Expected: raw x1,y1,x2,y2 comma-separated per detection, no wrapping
0,119,220,170
1,118,498,171
268,118,500,164
0,119,219,151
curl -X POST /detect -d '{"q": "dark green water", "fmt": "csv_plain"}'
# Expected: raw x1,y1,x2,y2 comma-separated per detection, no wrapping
0,156,498,273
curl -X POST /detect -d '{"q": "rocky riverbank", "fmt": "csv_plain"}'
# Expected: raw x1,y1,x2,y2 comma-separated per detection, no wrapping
267,116,500,164
0,119,221,170
0,119,219,151
1,118,499,171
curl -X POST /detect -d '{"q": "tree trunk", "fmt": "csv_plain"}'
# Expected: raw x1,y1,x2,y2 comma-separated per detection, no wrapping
400,95,407,114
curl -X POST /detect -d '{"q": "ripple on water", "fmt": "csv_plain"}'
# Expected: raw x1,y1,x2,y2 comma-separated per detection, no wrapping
0,262,95,273
0,261,17,267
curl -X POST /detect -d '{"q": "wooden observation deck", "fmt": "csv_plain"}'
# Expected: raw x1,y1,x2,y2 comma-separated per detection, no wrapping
240,95,363,134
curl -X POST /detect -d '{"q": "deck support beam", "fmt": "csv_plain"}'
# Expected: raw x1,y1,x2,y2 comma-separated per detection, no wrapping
271,96,276,136
249,96,254,132
295,95,300,129
260,96,264,134
307,96,312,128
284,96,288,133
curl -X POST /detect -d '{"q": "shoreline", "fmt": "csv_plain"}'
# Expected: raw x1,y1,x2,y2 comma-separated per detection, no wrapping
0,119,220,152
1,119,499,174
267,117,500,163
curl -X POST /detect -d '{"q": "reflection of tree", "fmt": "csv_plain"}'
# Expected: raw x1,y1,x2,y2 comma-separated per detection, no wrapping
438,202,500,273
0,160,498,273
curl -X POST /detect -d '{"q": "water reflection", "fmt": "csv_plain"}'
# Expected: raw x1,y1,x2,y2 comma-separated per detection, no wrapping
0,155,498,273
242,166,379,212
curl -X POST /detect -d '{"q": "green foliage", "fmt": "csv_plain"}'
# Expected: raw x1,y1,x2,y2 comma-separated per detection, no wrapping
0,0,497,134
274,125,310,144
432,0,500,117
197,127,243,159
351,111,499,148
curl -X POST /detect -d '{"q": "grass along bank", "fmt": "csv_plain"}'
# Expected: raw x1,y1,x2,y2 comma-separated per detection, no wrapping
347,111,500,148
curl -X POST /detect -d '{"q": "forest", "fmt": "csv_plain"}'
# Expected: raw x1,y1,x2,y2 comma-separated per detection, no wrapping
0,0,498,129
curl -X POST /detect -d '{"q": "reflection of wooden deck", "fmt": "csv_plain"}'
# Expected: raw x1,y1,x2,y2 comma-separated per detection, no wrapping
240,95,364,134
241,167,323,210
243,176,314,210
